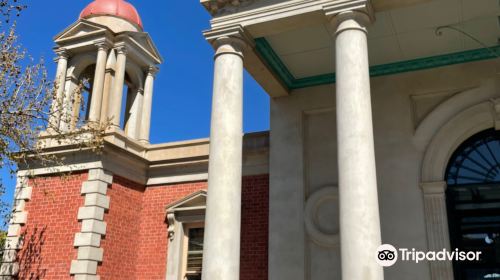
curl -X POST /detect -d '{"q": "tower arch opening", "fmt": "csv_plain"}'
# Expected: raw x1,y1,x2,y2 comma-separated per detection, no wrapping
72,63,96,129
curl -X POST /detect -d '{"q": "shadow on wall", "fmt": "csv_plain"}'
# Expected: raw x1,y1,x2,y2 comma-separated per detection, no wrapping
17,226,47,280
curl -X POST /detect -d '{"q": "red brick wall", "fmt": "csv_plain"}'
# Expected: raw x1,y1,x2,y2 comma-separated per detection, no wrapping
16,172,269,280
18,172,86,280
136,182,207,280
133,175,269,280
97,176,145,280
240,174,269,280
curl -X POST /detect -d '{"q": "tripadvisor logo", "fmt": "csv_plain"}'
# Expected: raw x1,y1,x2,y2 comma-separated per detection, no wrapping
376,244,398,267
375,244,482,267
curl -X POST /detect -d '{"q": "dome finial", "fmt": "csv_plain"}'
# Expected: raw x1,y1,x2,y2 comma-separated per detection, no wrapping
80,0,143,29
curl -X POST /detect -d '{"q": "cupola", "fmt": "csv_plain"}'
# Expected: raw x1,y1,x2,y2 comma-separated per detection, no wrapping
80,0,143,32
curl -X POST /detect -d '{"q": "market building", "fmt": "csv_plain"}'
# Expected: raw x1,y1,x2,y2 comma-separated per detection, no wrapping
1,0,500,279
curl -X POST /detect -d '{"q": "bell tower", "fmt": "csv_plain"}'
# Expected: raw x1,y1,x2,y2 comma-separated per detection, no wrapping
49,0,162,143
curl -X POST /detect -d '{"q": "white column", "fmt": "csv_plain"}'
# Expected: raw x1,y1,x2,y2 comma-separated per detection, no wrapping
88,42,109,123
138,66,158,144
109,46,127,128
48,49,69,131
124,88,143,139
202,36,247,280
59,76,76,132
100,49,116,125
333,11,383,280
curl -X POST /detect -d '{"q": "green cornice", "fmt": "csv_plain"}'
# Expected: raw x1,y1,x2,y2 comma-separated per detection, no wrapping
254,38,295,87
254,37,500,90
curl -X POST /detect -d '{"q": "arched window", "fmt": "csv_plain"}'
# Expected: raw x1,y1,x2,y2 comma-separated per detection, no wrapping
446,129,500,279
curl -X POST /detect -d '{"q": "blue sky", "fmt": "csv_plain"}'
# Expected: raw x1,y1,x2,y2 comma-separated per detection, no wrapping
0,1,270,209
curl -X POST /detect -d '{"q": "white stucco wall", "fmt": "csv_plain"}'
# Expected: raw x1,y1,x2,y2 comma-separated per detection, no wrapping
269,59,500,280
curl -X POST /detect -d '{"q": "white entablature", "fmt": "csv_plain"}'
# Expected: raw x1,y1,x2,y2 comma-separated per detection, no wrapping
54,19,162,72
201,0,259,15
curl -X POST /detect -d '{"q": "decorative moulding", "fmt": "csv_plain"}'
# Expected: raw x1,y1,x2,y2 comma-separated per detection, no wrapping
165,190,207,240
201,0,257,16
255,37,500,90
304,186,340,247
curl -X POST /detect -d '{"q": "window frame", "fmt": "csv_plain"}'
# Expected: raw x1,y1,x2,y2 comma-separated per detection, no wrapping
182,222,204,280
165,190,207,280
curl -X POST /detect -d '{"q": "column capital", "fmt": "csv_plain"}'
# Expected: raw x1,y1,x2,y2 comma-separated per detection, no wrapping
94,39,111,51
146,65,159,77
421,181,447,195
204,25,254,58
55,48,70,59
114,44,129,55
324,0,375,32
54,48,70,63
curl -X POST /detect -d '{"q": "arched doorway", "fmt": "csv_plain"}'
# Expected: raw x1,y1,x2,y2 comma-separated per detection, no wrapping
446,129,500,279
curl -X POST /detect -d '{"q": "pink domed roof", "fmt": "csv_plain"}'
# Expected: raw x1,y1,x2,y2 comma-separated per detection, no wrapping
80,0,143,29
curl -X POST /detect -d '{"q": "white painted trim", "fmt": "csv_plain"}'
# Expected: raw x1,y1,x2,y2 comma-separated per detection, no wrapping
17,162,103,177
147,163,268,186
148,173,208,186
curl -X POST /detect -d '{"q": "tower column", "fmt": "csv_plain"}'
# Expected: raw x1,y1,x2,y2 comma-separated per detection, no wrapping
49,49,69,131
88,41,110,123
109,45,128,128
100,49,116,125
138,66,158,144
124,87,143,139
327,3,383,279
202,35,247,280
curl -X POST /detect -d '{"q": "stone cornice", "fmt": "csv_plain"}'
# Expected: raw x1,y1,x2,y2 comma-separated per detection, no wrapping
201,0,255,16
21,130,270,185
114,35,162,65
208,0,328,32
201,0,233,15
203,0,376,41
203,0,428,29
